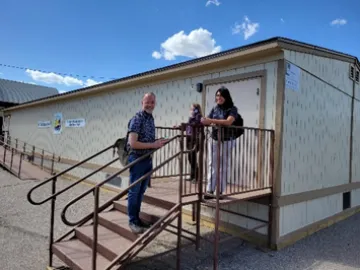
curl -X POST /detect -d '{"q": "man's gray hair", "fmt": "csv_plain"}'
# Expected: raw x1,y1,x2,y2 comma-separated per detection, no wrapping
142,92,156,99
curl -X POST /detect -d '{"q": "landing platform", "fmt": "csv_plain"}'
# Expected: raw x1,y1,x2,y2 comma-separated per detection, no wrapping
145,177,272,207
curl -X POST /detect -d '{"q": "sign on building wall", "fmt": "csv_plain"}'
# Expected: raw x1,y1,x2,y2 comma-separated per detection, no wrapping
53,112,63,134
38,121,51,128
65,118,86,128
285,62,301,92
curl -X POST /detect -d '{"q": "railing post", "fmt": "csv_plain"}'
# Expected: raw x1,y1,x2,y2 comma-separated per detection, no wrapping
3,143,7,164
7,136,11,150
49,177,57,267
270,131,275,188
176,124,185,270
18,153,23,178
10,148,14,170
195,126,204,250
41,149,45,169
32,146,35,165
51,153,55,175
15,139,18,154
268,130,275,248
23,143,26,160
92,186,100,270
213,127,222,270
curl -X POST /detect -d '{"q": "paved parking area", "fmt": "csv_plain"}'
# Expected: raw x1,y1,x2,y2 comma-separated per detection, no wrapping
0,168,359,270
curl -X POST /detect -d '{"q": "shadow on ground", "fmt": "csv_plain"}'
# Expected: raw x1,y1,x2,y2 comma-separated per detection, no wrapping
127,213,360,270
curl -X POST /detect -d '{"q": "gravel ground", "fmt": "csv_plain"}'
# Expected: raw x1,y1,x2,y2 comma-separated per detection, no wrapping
0,168,359,270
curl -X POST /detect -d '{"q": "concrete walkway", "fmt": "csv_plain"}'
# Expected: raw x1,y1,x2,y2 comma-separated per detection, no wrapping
0,168,359,270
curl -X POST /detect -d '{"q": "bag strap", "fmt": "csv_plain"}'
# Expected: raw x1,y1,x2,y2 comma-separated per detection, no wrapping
125,115,145,151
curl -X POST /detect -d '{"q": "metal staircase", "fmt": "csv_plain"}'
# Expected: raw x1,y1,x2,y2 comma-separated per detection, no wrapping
1,124,275,270
26,133,196,270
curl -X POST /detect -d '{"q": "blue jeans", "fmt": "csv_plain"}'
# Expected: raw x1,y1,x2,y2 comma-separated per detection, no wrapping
127,154,152,224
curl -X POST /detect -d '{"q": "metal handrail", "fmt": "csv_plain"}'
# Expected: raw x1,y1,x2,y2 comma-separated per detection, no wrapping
60,135,183,226
0,141,27,156
5,135,57,157
27,144,114,205
170,123,274,132
105,203,181,269
0,140,58,162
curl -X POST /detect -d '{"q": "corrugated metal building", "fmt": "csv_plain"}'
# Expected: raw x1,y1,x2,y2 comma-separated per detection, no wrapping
0,78,58,106
2,37,360,249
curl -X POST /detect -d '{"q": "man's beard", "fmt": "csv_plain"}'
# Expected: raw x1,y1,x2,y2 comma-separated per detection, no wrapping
144,107,153,113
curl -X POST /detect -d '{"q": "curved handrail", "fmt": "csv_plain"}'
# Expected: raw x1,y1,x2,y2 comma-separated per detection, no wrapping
61,144,183,226
59,133,187,227
27,144,114,205
28,134,181,206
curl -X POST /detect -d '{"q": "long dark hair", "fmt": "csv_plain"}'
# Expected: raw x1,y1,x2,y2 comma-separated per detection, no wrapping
192,103,203,117
215,86,234,109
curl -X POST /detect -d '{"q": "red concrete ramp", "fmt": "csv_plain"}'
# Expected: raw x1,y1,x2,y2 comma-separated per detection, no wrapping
0,145,51,181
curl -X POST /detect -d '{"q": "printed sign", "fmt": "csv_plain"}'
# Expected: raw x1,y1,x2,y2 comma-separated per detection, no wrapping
53,112,63,134
285,62,301,92
38,121,51,128
65,118,86,128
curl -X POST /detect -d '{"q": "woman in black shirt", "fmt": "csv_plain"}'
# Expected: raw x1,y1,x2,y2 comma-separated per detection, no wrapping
201,86,238,199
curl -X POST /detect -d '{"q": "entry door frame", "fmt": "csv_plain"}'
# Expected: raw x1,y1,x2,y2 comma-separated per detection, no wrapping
201,69,267,188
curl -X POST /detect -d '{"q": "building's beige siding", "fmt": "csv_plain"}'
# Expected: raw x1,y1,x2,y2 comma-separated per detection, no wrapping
351,188,360,207
352,99,360,183
201,201,269,235
284,50,354,96
278,50,355,238
279,193,342,237
282,50,353,195
353,67,360,99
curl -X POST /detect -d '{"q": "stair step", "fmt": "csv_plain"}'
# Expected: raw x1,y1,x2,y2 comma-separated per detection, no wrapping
142,194,176,210
98,210,139,242
75,225,133,261
52,239,112,270
113,199,168,224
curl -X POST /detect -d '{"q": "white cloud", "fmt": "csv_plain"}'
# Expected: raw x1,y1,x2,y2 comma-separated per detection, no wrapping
152,51,162,59
25,69,83,86
206,0,221,7
84,79,102,87
25,69,103,88
232,16,260,40
330,18,347,26
58,90,68,94
152,28,221,61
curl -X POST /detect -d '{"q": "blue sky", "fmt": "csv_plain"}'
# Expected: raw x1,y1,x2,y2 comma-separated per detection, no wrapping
0,0,358,93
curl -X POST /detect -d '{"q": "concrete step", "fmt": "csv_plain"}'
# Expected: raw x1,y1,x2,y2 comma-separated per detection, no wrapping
98,210,139,242
52,239,112,270
75,224,133,261
113,199,168,225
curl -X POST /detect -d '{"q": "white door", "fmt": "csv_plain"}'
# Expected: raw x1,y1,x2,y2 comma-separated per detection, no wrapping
205,78,261,127
204,78,262,190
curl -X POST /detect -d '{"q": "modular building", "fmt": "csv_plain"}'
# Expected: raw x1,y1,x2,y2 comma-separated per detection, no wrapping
3,37,360,250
